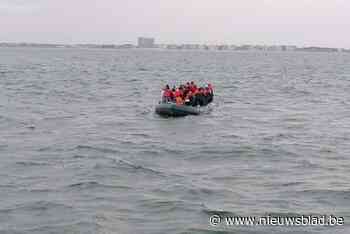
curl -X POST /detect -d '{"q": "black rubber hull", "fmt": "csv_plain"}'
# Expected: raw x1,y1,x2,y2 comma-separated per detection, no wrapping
155,103,200,117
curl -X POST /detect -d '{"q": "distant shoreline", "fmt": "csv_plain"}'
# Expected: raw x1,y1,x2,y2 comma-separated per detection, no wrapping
1,42,349,53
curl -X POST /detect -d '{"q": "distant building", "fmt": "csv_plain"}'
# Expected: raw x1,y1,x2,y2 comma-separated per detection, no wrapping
207,45,218,50
236,45,252,51
281,45,297,51
137,37,155,48
182,44,200,50
266,45,282,51
166,44,181,49
101,44,117,49
156,44,167,49
217,45,229,50
117,44,135,49
297,47,338,52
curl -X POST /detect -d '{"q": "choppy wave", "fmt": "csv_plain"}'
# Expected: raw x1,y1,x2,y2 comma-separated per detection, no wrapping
1,48,350,234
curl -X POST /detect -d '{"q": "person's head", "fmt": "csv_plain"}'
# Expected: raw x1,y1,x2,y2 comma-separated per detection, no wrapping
191,81,194,85
166,84,170,90
172,88,175,92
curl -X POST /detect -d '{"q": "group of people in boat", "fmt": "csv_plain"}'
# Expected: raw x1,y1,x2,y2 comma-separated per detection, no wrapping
161,81,214,106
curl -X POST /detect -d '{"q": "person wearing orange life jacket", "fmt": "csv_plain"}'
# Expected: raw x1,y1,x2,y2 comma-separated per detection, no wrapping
179,86,185,99
174,88,184,105
174,88,181,97
190,81,197,93
162,85,172,102
173,87,177,100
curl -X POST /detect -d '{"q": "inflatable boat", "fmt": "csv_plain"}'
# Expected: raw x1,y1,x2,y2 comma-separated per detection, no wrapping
155,103,200,117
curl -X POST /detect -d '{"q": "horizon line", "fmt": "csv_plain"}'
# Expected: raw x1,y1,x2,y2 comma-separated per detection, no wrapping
0,41,349,50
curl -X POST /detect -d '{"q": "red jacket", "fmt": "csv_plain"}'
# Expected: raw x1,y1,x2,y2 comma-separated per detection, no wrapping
163,89,172,97
174,89,181,97
190,86,197,93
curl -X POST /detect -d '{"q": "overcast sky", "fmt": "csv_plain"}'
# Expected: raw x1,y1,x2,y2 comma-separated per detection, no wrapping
1,0,349,47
